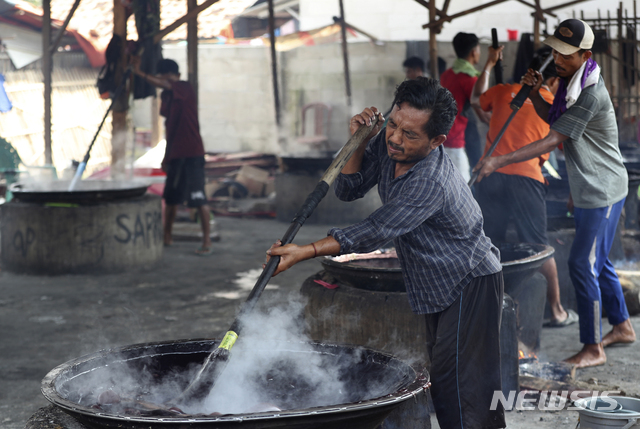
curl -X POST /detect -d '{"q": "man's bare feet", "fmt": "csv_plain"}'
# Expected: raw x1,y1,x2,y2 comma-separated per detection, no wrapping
563,344,607,368
602,319,636,347
164,232,173,247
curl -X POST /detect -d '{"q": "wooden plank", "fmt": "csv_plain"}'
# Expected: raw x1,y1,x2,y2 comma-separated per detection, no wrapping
153,0,219,43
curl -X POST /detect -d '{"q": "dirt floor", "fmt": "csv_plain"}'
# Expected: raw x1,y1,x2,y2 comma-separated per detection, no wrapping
1,216,639,429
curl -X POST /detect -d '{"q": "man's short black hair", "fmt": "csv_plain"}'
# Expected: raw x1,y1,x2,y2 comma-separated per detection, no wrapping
403,56,425,71
392,77,457,139
156,59,180,75
453,32,479,59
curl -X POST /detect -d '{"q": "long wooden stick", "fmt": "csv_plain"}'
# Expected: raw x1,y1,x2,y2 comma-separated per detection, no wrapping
174,117,380,405
468,53,554,187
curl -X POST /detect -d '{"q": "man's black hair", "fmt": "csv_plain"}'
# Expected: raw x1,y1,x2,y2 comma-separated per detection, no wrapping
392,77,457,139
453,32,479,59
156,59,180,75
403,56,425,72
528,47,558,81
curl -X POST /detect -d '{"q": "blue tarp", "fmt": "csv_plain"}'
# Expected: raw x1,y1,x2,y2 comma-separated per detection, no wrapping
0,74,12,113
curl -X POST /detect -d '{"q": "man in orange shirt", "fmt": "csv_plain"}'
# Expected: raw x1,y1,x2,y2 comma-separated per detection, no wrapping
471,50,576,326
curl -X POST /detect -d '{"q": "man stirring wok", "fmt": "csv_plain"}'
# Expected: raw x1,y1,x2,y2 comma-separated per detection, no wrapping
266,78,506,429
474,19,636,368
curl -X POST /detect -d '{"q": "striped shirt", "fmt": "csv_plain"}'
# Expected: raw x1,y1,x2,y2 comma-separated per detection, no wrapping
329,130,501,314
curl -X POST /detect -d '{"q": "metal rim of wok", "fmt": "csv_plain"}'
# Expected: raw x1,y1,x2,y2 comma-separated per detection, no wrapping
9,180,150,203
319,243,555,292
41,338,430,425
498,243,554,269
322,243,555,272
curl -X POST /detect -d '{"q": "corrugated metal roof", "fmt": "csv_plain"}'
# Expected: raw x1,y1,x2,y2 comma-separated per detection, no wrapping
1,67,113,174
50,0,258,45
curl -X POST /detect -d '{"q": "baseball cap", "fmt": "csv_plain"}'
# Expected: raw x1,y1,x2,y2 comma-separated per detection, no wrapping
543,19,594,55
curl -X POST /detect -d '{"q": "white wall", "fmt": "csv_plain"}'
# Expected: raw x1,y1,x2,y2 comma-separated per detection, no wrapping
134,42,413,154
161,43,280,154
281,41,406,151
299,0,636,42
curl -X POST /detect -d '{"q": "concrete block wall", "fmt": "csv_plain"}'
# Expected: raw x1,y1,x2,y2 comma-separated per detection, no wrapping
132,39,521,155
281,41,406,152
162,43,280,154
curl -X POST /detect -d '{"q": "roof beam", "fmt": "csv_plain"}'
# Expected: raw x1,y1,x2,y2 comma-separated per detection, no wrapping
547,0,590,12
514,0,557,18
153,0,219,43
413,0,446,19
422,0,511,29
49,0,81,53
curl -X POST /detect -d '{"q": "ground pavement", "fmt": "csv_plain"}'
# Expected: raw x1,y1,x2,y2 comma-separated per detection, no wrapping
0,216,638,429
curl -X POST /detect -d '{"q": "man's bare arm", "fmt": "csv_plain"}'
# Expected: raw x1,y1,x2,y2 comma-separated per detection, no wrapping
473,129,567,182
522,68,552,122
266,235,341,276
470,45,503,107
130,55,172,90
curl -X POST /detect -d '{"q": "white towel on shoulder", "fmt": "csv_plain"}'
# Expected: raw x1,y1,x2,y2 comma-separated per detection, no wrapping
565,60,601,109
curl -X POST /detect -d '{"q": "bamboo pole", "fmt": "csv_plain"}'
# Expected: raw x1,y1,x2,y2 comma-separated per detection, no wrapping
49,0,81,54
268,0,281,124
339,0,352,107
429,0,438,78
187,0,198,108
43,0,52,165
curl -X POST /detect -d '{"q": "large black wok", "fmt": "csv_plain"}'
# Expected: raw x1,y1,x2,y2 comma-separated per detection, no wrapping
41,339,429,429
321,242,554,293
10,180,150,203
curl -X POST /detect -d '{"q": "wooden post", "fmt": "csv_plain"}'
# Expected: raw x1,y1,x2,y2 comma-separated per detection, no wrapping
42,0,52,166
187,0,198,108
533,0,541,50
338,0,352,106
268,0,281,124
618,3,624,126
111,0,128,179
151,88,162,146
429,0,438,78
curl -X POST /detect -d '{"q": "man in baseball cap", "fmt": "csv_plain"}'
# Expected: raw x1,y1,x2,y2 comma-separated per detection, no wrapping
474,19,636,368
543,18,595,55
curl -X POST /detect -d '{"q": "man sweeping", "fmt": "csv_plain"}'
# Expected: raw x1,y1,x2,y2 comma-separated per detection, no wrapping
474,19,636,368
267,78,506,428
132,58,213,255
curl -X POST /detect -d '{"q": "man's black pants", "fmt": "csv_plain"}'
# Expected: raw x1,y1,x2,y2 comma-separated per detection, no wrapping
425,271,506,429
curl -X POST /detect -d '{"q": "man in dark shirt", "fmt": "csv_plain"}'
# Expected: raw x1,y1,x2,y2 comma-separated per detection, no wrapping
132,58,212,255
267,78,506,429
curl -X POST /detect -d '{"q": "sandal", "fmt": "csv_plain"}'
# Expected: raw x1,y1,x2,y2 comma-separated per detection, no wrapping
195,246,214,256
543,309,578,328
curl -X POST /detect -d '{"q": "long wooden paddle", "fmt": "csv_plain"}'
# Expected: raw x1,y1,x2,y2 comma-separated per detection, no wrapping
174,115,381,405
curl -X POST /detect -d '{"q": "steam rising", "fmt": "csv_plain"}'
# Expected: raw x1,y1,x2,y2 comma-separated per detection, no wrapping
199,297,358,414
61,295,404,416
